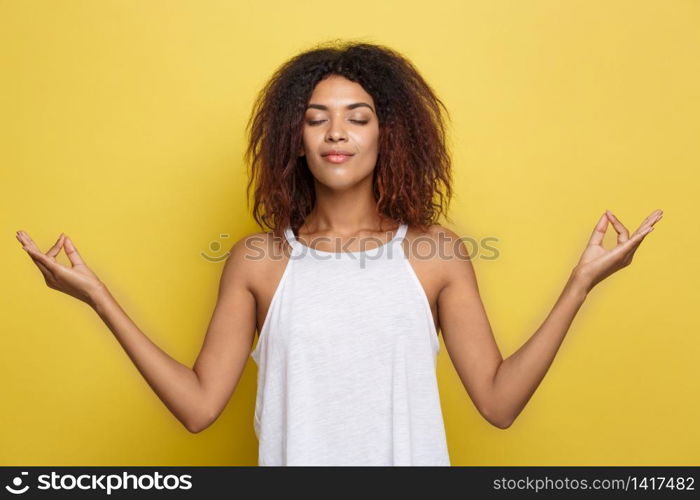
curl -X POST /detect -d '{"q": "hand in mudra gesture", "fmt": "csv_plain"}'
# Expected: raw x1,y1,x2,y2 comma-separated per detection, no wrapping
574,209,663,292
16,231,105,305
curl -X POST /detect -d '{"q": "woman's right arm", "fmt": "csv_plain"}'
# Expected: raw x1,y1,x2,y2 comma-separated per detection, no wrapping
16,230,260,433
89,284,211,432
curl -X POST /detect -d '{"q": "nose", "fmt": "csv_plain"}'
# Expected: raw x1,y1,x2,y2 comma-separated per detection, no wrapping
325,118,348,142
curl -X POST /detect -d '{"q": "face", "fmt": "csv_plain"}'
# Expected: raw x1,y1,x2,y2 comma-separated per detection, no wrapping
299,74,380,190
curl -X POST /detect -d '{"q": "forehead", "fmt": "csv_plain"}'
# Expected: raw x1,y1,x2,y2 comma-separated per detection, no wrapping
308,75,374,106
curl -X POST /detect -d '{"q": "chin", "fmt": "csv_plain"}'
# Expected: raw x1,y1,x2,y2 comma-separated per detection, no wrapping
313,171,366,188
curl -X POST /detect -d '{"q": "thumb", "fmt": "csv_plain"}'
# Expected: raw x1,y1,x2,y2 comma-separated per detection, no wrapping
63,235,85,266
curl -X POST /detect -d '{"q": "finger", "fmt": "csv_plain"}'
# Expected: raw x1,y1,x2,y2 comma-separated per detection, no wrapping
22,244,62,274
16,232,46,265
63,235,85,266
22,243,55,279
614,225,653,258
624,228,653,260
605,210,629,244
634,210,663,235
27,251,56,280
17,231,60,271
588,212,609,246
46,233,66,258
16,230,49,256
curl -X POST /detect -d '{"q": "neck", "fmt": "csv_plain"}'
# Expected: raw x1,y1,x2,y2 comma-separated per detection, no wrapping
302,178,397,235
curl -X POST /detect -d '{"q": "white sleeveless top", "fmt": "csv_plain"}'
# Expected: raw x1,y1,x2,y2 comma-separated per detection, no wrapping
250,223,450,466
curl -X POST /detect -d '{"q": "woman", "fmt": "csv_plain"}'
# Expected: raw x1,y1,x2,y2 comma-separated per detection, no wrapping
15,41,663,466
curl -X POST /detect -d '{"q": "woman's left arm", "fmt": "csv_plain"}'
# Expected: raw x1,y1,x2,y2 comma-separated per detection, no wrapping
437,209,663,429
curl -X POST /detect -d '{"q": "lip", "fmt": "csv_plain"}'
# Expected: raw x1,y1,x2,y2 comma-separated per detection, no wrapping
322,153,354,164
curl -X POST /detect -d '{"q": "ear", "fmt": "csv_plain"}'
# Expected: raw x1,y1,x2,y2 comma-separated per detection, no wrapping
298,147,305,157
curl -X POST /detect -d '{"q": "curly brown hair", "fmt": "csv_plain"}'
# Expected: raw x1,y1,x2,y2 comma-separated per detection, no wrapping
244,39,454,241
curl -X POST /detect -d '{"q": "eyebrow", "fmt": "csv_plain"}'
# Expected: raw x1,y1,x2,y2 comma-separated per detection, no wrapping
306,102,375,113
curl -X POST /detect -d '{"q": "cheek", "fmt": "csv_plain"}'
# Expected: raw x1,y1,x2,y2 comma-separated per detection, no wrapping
352,128,380,152
301,129,313,146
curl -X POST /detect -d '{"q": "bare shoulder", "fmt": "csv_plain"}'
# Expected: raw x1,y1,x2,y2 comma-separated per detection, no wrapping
221,230,288,291
405,223,471,259
405,223,475,287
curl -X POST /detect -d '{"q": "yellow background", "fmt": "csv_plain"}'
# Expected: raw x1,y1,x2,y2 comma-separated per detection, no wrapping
2,0,698,465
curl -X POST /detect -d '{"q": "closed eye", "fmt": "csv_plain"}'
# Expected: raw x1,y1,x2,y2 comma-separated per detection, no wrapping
306,119,369,125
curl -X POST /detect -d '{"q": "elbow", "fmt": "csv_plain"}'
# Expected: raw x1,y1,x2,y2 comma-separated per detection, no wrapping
185,422,205,434
491,416,513,430
183,413,214,434
185,419,211,434
483,404,514,430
